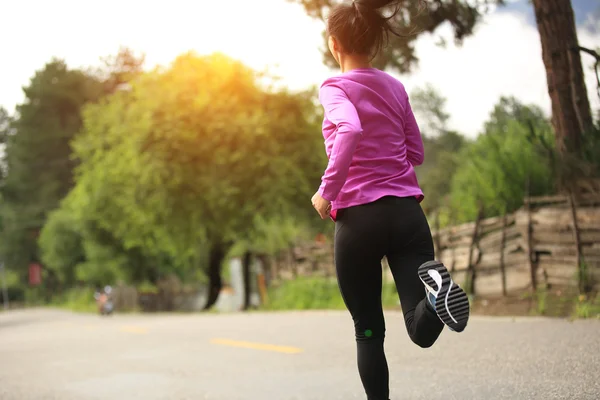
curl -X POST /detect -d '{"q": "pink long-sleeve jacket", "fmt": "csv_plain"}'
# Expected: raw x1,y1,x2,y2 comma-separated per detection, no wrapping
317,68,425,221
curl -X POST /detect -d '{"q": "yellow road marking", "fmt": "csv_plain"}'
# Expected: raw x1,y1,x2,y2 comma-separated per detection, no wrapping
119,326,148,334
210,338,303,354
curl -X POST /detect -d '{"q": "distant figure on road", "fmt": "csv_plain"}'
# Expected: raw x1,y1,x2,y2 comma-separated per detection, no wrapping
94,286,114,316
310,1,471,399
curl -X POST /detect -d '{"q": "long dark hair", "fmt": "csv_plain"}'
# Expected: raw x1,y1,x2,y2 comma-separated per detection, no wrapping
327,0,426,59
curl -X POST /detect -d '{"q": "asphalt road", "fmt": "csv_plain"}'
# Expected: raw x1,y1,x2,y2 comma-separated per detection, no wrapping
0,309,599,400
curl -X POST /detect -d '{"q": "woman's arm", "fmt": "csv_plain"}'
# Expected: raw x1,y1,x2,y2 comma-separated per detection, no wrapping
318,82,363,202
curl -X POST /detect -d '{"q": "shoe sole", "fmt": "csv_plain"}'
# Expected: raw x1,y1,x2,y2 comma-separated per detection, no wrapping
418,260,470,332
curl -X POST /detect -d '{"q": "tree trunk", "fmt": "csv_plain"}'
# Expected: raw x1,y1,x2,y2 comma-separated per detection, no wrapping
532,0,593,153
242,250,253,311
203,241,227,310
257,254,272,287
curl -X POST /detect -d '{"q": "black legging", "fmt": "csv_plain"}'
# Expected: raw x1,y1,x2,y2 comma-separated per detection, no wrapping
334,196,445,400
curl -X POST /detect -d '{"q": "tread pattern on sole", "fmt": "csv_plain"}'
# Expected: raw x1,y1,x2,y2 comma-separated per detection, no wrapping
418,261,470,332
418,260,443,292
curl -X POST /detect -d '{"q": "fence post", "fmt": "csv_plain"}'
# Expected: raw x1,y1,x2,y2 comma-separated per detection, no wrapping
449,221,457,272
272,252,281,283
500,213,508,297
288,247,298,278
525,193,538,292
466,207,484,295
568,191,586,293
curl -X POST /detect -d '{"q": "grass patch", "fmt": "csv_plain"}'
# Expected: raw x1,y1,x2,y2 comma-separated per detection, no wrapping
137,281,159,294
264,277,345,310
263,276,400,311
574,294,600,319
536,288,600,318
49,287,98,313
475,288,600,319
535,289,548,316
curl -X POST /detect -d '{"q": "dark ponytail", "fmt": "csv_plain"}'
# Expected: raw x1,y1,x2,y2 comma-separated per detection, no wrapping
355,0,399,13
327,0,426,58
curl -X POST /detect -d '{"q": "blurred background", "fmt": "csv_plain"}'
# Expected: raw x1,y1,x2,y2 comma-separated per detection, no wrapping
1,0,599,316
0,1,600,397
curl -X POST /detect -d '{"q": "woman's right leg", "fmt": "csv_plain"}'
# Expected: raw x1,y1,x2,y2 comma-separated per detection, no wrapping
387,252,445,348
385,197,445,348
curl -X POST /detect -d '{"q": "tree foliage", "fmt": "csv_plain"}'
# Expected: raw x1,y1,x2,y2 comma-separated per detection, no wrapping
448,97,555,221
0,60,104,272
409,84,451,136
96,46,146,94
291,0,503,73
409,85,468,214
409,89,556,224
5,37,584,310
71,52,321,251
40,52,324,308
0,107,13,179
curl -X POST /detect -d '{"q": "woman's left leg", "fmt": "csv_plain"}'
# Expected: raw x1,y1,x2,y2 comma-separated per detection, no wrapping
334,204,390,400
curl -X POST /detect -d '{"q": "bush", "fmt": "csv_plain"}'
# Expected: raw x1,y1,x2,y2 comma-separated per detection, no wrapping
137,281,159,294
574,294,600,319
3,286,26,303
50,287,97,313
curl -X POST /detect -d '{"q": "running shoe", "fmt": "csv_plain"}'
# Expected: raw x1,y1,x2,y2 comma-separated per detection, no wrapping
418,260,470,332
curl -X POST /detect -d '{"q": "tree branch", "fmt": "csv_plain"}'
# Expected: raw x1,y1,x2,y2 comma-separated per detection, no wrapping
579,46,600,60
579,46,600,102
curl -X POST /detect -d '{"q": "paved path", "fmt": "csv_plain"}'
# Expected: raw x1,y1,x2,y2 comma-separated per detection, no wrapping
1,309,599,400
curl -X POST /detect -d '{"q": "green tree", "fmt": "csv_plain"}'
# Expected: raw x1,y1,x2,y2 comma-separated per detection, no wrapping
0,60,104,281
408,85,468,223
449,97,555,221
37,208,84,286
0,107,12,144
39,197,172,288
419,131,467,214
292,0,503,73
409,84,450,137
96,46,146,94
63,52,323,310
3,49,145,289
0,107,13,179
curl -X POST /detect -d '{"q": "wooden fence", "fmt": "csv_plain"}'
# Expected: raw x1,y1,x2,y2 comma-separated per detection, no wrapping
269,239,335,282
270,194,600,297
433,194,600,295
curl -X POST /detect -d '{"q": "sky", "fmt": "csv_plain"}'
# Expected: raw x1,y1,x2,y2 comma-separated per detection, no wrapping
1,0,599,138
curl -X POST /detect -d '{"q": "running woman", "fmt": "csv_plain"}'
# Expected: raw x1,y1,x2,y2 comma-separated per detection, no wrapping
309,1,470,399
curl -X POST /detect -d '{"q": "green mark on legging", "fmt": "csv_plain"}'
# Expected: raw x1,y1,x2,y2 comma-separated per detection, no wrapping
365,329,373,337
